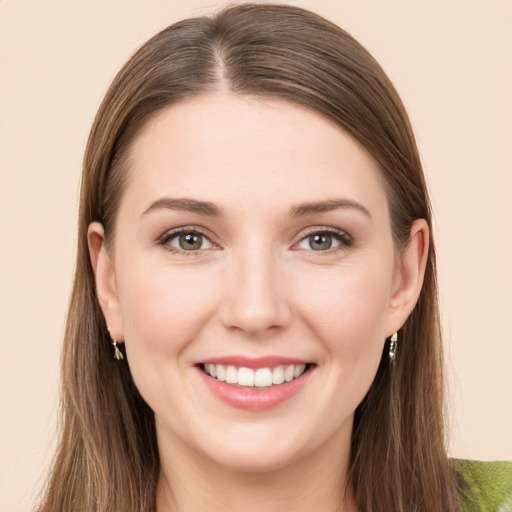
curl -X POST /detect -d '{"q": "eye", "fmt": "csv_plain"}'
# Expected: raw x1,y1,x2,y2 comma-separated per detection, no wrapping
162,229,215,253
296,229,351,252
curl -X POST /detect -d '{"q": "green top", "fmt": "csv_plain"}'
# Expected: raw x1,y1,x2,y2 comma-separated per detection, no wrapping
456,459,512,512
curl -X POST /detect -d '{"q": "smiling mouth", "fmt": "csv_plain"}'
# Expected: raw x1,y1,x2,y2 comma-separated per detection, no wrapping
200,363,313,388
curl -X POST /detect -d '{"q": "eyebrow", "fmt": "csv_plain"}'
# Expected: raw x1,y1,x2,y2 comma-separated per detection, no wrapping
142,196,371,219
142,197,223,217
289,198,372,219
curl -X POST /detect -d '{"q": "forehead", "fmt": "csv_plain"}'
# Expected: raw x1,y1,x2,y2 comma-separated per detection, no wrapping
120,93,387,216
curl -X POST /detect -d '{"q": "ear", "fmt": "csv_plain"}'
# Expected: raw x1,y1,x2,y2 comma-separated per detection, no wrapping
386,219,429,336
87,222,124,342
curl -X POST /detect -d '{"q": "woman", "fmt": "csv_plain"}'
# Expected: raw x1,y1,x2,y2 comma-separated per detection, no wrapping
36,3,511,512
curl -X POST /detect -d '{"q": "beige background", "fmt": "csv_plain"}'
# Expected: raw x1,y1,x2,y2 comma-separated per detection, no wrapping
1,0,511,510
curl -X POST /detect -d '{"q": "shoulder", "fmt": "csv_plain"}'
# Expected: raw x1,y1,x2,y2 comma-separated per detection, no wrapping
455,458,512,512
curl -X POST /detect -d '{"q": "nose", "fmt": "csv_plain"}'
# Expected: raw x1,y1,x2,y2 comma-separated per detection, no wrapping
219,244,291,337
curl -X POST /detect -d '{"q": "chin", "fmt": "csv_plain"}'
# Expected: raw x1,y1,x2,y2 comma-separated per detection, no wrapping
190,420,327,474
203,442,303,474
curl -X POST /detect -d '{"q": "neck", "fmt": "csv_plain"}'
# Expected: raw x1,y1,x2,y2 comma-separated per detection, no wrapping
155,427,357,512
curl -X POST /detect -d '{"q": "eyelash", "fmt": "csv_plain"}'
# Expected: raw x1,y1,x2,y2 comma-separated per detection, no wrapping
295,227,353,254
158,226,353,256
158,227,216,257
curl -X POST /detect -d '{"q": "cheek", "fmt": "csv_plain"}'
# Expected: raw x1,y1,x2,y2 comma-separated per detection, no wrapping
293,262,393,359
113,258,221,417
115,258,218,354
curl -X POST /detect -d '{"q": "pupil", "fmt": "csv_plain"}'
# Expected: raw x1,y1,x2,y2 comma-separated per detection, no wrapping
180,233,202,250
310,234,332,251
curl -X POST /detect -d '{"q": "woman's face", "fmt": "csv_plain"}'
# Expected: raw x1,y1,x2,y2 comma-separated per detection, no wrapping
90,93,426,473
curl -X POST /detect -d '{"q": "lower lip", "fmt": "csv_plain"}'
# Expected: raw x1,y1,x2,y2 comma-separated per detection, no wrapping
197,366,313,411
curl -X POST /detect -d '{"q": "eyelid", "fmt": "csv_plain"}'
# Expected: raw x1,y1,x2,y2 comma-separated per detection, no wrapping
156,225,352,255
293,226,353,252
158,226,219,255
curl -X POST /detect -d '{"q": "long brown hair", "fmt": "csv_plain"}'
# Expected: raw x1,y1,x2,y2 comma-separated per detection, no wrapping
38,4,459,511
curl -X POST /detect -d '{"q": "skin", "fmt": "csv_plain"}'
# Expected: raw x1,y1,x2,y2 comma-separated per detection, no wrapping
88,93,428,512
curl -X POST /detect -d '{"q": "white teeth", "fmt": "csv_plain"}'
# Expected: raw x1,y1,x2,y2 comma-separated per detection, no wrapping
284,365,294,382
216,364,226,382
272,366,285,385
225,365,238,384
294,364,306,378
205,364,216,377
203,363,309,387
238,367,255,386
254,368,273,387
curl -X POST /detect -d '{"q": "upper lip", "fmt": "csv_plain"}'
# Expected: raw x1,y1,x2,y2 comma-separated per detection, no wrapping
199,355,311,369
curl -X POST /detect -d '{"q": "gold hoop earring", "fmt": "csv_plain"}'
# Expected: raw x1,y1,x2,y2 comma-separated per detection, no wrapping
389,332,398,361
